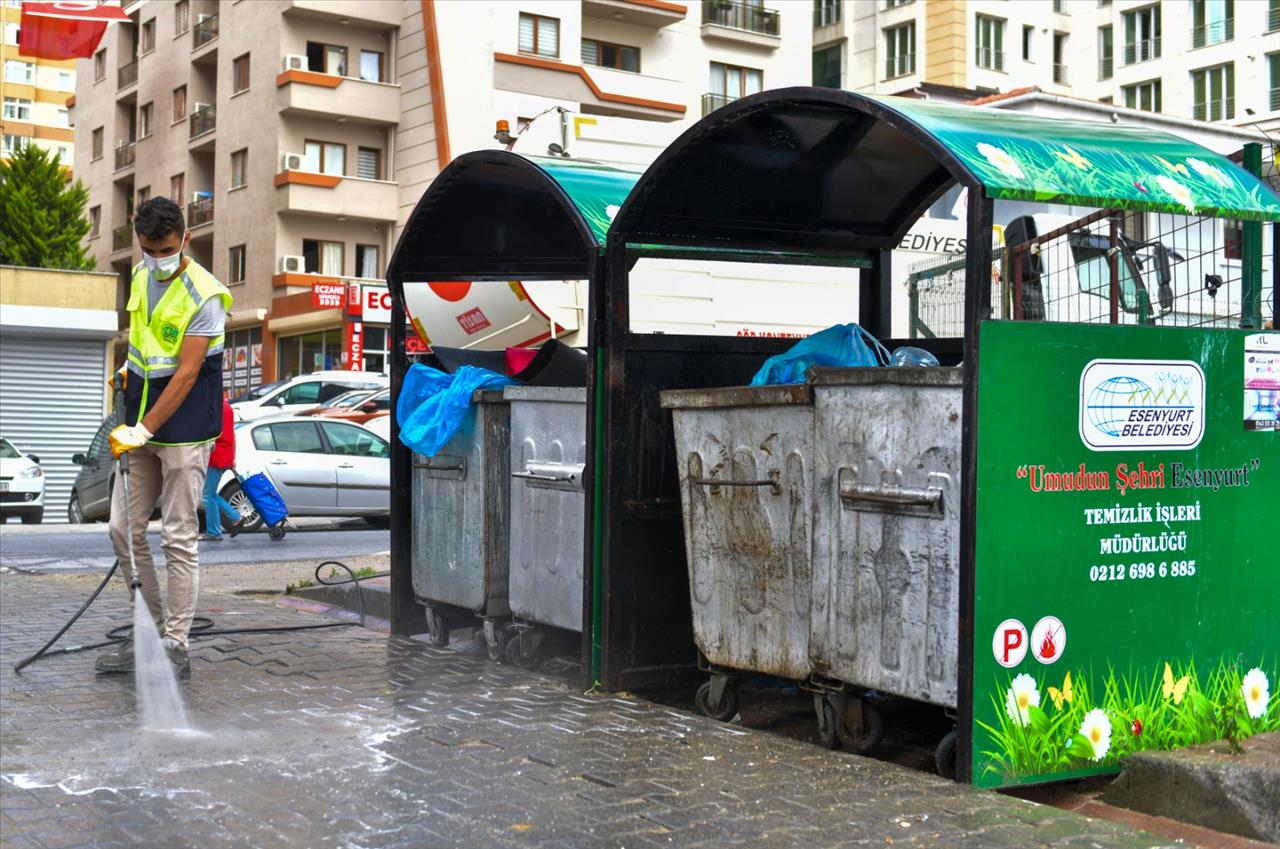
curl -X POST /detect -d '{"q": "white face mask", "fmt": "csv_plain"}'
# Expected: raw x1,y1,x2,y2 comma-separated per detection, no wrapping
143,238,186,280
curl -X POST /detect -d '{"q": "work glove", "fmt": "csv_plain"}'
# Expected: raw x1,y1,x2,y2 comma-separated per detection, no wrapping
109,424,153,458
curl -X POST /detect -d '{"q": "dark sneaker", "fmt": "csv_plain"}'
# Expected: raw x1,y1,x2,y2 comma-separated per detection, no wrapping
164,642,191,681
95,641,134,674
228,517,246,539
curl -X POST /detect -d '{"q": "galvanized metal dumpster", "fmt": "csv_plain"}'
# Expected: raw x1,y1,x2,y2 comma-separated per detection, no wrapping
661,384,819,725
809,367,963,710
504,386,587,667
411,390,511,656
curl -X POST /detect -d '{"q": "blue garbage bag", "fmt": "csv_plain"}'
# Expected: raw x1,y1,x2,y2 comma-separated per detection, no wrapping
749,323,889,386
397,364,515,457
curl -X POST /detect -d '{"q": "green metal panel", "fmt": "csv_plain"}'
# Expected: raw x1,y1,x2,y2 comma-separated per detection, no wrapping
525,155,643,247
877,96,1280,222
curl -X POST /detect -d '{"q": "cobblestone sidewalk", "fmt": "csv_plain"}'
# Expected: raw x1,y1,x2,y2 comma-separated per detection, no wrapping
1,572,1178,849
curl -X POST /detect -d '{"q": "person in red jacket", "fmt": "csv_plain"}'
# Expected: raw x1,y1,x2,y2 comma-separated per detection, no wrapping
198,392,243,541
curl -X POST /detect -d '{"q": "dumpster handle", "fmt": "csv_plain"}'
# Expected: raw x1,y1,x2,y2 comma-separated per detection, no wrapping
414,457,466,479
839,481,942,513
512,471,577,484
690,473,782,497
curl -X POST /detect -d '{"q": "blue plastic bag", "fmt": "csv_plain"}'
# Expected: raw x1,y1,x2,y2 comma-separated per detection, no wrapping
749,323,889,386
397,364,515,457
238,471,288,527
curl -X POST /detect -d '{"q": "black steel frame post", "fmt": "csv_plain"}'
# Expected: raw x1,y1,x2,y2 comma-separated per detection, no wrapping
957,191,993,784
581,254,607,690
859,249,892,337
388,297,419,636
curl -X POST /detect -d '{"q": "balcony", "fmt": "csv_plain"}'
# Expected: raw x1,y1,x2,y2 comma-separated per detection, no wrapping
274,172,397,224
583,0,685,27
192,14,218,49
493,54,686,121
1272,87,1280,112
975,48,1004,72
114,141,135,172
276,73,401,126
111,225,132,254
117,61,137,91
884,55,915,80
190,104,216,140
1053,63,1068,85
187,196,214,229
1098,57,1113,80
701,92,735,116
1193,98,1235,122
1191,19,1233,48
701,0,780,49
1123,38,1160,65
282,0,402,29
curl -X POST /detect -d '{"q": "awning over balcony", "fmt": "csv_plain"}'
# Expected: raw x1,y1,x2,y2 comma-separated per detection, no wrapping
387,151,641,284
611,88,1280,257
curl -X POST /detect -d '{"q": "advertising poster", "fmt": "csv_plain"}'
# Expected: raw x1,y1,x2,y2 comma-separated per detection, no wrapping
972,322,1279,788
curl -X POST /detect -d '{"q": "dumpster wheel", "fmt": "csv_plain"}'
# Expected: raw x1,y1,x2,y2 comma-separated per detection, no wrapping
694,680,739,722
834,699,884,755
424,606,449,648
934,730,957,779
504,629,546,669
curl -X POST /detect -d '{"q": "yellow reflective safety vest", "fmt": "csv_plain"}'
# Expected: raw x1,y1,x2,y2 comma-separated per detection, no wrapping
124,259,233,446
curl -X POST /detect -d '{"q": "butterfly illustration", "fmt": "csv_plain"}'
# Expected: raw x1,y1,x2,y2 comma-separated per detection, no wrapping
1047,671,1073,710
1163,662,1190,705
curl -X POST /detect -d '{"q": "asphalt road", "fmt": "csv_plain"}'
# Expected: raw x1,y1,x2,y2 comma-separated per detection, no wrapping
0,519,389,574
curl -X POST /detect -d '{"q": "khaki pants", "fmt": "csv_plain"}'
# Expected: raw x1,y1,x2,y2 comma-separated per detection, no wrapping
108,441,212,648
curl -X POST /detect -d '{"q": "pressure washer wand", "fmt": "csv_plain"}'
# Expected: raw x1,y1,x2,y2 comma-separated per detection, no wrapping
113,372,142,592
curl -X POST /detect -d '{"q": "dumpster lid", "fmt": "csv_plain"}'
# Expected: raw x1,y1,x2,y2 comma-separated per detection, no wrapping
660,384,813,410
807,366,965,387
611,89,1280,257
503,386,588,404
387,151,642,286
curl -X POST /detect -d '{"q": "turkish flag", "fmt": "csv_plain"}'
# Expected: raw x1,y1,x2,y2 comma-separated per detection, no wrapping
18,2,129,61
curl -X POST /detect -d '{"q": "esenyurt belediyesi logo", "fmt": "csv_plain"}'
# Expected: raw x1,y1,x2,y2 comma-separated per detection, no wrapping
1079,360,1205,451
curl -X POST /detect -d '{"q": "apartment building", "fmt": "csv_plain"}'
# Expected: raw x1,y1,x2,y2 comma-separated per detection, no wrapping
814,0,1280,135
1,0,76,164
73,0,817,390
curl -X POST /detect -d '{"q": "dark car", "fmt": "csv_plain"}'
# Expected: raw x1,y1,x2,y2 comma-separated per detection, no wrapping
67,411,120,523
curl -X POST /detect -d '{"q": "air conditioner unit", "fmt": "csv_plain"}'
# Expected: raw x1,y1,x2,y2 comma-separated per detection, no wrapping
280,152,304,171
281,54,307,73
279,255,305,274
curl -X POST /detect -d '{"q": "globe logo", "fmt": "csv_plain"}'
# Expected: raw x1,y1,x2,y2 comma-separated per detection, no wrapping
1087,375,1150,437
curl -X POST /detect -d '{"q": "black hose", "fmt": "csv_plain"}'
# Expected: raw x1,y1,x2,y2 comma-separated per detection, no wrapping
12,559,390,672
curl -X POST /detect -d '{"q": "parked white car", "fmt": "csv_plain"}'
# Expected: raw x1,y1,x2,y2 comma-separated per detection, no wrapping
219,416,390,530
0,437,45,524
362,414,391,442
232,371,388,422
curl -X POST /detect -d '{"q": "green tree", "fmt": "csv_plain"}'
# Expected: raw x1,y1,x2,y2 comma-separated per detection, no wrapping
0,143,95,270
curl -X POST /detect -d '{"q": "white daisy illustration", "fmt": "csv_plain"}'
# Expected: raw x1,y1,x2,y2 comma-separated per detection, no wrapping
1242,668,1270,720
1079,708,1112,761
977,143,1027,181
1005,673,1040,727
1155,175,1197,213
1187,157,1231,188
605,204,620,220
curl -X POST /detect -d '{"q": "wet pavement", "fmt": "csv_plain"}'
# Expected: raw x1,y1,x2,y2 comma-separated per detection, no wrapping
1,571,1183,849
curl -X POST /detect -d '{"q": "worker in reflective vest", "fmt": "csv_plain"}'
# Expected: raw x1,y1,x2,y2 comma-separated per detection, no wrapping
98,197,233,682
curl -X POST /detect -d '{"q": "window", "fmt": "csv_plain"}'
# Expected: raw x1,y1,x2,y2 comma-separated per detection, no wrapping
1,135,28,156
4,60,34,84
1192,0,1233,47
171,86,187,122
814,0,840,27
233,53,250,93
1270,0,1280,32
1271,53,1280,112
812,45,841,88
170,173,184,204
884,22,915,78
518,13,558,58
57,70,74,90
1022,25,1033,62
4,22,18,46
92,127,104,159
1072,236,1143,312
140,19,155,54
265,421,325,453
581,39,639,72
137,186,150,205
884,0,913,7
356,147,381,180
321,422,389,459
231,148,247,188
56,144,70,162
302,239,344,275
304,140,345,175
1052,34,1067,84
94,50,105,82
1122,5,1160,64
3,97,32,122
710,61,763,99
56,108,70,128
1122,79,1162,112
175,0,190,35
355,244,380,278
1053,0,1063,10
359,50,383,82
1098,26,1113,80
305,41,348,76
89,206,101,239
1224,221,1243,260
976,16,1005,71
229,245,246,283
139,102,154,137
1192,63,1235,121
